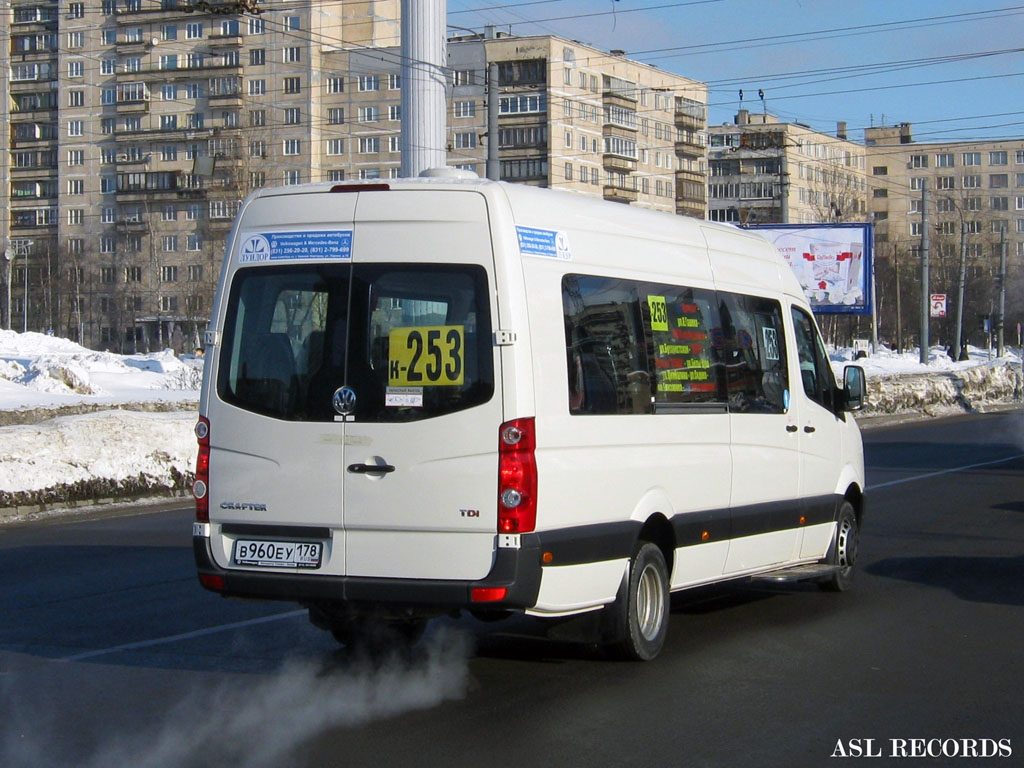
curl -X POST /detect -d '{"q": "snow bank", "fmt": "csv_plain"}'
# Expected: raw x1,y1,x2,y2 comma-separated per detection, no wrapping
830,345,1023,419
0,410,196,509
0,329,201,408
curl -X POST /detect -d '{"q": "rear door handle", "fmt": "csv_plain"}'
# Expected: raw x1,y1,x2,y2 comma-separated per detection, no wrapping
347,463,396,475
804,426,816,434
786,425,799,433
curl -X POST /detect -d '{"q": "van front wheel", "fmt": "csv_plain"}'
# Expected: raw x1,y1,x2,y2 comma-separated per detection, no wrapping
820,501,858,592
606,541,670,661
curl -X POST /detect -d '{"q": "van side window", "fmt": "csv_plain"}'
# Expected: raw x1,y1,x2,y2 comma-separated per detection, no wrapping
563,275,650,415
718,293,789,414
562,275,725,414
791,306,836,410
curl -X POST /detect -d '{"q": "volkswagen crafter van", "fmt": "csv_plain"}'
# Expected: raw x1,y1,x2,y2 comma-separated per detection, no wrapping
193,174,865,661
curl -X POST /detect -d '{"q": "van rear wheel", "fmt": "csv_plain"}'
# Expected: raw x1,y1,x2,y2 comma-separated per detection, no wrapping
605,541,670,661
819,501,858,592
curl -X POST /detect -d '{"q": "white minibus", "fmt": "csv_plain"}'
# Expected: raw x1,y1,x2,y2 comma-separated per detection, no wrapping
193,174,865,660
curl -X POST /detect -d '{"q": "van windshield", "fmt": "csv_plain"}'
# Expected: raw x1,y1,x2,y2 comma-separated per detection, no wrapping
217,263,494,422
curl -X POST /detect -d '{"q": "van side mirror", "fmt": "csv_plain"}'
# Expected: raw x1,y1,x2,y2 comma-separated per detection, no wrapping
841,365,866,411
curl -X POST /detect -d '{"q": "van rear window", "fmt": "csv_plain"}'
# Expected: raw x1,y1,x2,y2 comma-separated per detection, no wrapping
218,264,493,422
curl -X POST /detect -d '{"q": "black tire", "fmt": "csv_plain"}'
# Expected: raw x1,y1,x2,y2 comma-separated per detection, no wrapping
820,501,859,592
606,541,670,661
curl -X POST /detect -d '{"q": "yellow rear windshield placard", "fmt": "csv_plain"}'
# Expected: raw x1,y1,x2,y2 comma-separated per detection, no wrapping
388,326,465,386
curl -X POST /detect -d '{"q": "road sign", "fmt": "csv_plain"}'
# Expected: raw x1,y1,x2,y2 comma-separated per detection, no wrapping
930,294,947,318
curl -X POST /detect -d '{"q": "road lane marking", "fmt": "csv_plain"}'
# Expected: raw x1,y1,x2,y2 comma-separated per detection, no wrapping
61,609,307,662
868,453,1024,490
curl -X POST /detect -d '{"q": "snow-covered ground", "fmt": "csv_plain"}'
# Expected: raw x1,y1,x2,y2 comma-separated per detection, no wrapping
0,330,200,513
0,329,1020,518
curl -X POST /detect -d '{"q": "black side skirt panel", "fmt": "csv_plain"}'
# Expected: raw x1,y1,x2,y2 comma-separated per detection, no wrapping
194,493,848,611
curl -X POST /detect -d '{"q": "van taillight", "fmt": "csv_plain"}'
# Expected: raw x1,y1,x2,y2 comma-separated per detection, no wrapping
194,416,210,523
498,418,537,533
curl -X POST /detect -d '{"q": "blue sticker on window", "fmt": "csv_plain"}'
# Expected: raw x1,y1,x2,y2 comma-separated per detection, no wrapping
516,226,572,260
239,231,353,263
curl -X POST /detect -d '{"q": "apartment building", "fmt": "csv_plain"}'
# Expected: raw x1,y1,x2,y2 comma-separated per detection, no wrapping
3,4,707,351
864,123,1024,349
707,111,868,225
316,32,708,216
865,123,1024,260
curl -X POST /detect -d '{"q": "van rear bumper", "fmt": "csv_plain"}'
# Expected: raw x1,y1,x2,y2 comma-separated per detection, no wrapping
193,535,543,612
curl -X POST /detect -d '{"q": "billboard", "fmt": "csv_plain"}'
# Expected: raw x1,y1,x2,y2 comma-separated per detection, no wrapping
745,223,873,315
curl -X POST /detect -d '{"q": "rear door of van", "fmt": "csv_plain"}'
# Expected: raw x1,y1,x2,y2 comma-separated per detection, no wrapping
341,189,501,581
210,186,502,583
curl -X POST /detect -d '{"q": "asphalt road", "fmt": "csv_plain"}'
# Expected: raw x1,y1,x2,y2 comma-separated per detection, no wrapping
1,411,1021,768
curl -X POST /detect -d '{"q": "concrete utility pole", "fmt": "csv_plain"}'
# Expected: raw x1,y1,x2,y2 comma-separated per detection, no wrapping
920,183,930,365
2,248,12,331
953,202,968,361
400,0,448,178
997,226,1007,357
486,61,500,181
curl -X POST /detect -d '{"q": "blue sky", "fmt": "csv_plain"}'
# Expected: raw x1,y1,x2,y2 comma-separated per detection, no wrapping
448,0,1024,143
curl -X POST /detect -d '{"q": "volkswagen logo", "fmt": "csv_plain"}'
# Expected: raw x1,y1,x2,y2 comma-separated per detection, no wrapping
332,386,356,416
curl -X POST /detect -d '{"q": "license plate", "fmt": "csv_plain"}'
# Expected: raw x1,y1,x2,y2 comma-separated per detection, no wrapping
234,539,322,569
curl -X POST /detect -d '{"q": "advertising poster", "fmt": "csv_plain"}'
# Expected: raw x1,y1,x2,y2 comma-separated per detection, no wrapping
745,223,873,315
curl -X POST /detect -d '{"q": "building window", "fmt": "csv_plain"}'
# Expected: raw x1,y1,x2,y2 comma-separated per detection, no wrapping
284,77,301,94
454,132,477,150
326,139,345,155
186,22,203,39
69,2,84,17
284,47,301,63
68,209,84,226
248,79,266,96
248,17,265,34
388,136,401,153
327,76,345,94
284,108,301,125
283,139,301,156
187,235,202,251
990,151,1008,166
454,100,475,118
389,105,401,121
68,60,84,78
388,74,401,90
358,106,380,122
990,174,1008,188
327,108,345,125
359,137,380,154
161,265,179,281
250,48,265,66
963,152,981,166
358,75,380,92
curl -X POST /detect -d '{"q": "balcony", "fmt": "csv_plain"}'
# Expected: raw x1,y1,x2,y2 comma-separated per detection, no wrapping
603,184,637,203
603,153,637,173
207,33,243,47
